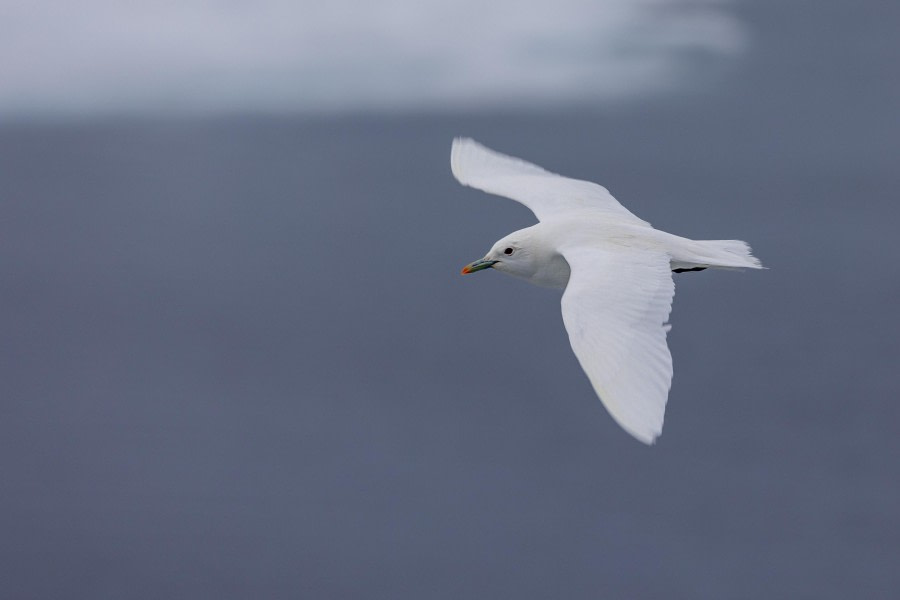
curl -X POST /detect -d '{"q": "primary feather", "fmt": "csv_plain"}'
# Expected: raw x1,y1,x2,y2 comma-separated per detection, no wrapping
451,137,649,225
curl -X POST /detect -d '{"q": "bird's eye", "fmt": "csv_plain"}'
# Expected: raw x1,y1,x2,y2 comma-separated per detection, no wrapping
503,247,514,255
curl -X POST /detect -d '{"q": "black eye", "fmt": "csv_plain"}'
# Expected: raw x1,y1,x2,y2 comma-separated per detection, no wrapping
503,247,514,255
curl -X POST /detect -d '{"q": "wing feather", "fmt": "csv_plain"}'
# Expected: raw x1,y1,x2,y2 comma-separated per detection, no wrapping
451,138,649,225
560,245,675,444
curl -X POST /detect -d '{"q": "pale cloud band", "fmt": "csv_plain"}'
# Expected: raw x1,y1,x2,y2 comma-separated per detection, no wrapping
0,0,746,116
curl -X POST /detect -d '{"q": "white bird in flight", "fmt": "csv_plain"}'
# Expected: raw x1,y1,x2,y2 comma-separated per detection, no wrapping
453,138,762,444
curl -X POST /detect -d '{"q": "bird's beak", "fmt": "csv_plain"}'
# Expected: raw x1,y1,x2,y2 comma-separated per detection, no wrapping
461,258,498,275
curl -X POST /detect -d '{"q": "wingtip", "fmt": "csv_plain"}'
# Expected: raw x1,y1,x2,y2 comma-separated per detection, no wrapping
611,406,664,445
631,429,660,446
450,137,479,186
451,137,477,157
451,136,477,148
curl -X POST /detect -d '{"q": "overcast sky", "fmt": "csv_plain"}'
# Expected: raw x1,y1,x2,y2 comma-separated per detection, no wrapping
0,0,746,116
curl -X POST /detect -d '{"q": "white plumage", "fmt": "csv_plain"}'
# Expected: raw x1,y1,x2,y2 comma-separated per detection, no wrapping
453,138,762,444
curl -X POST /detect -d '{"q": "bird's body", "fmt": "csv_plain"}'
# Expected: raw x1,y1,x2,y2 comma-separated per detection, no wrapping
453,138,762,444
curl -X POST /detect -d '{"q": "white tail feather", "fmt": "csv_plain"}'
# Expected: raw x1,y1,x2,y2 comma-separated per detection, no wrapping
671,238,763,270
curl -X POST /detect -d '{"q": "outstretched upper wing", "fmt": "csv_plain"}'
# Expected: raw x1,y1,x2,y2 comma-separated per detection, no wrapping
451,137,649,225
559,244,675,444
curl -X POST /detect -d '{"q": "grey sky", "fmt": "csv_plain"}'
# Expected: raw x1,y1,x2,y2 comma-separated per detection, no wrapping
1,0,746,115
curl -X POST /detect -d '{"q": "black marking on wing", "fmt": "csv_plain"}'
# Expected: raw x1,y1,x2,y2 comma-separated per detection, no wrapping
672,267,708,273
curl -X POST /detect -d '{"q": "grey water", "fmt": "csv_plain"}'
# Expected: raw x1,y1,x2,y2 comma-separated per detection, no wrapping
2,107,898,598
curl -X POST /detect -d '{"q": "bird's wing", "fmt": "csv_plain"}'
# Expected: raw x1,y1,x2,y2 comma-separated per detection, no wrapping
451,137,649,225
559,244,675,444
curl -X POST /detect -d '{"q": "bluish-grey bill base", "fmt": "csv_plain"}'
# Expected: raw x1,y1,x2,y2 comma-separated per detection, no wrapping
453,138,763,444
461,259,498,274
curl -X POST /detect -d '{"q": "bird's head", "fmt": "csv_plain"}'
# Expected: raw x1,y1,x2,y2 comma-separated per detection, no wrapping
461,230,538,280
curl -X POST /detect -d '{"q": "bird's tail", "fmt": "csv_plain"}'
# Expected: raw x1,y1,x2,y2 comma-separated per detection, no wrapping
671,238,764,271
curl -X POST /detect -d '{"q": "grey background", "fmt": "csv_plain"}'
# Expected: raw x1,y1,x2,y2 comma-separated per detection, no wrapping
2,1,899,598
